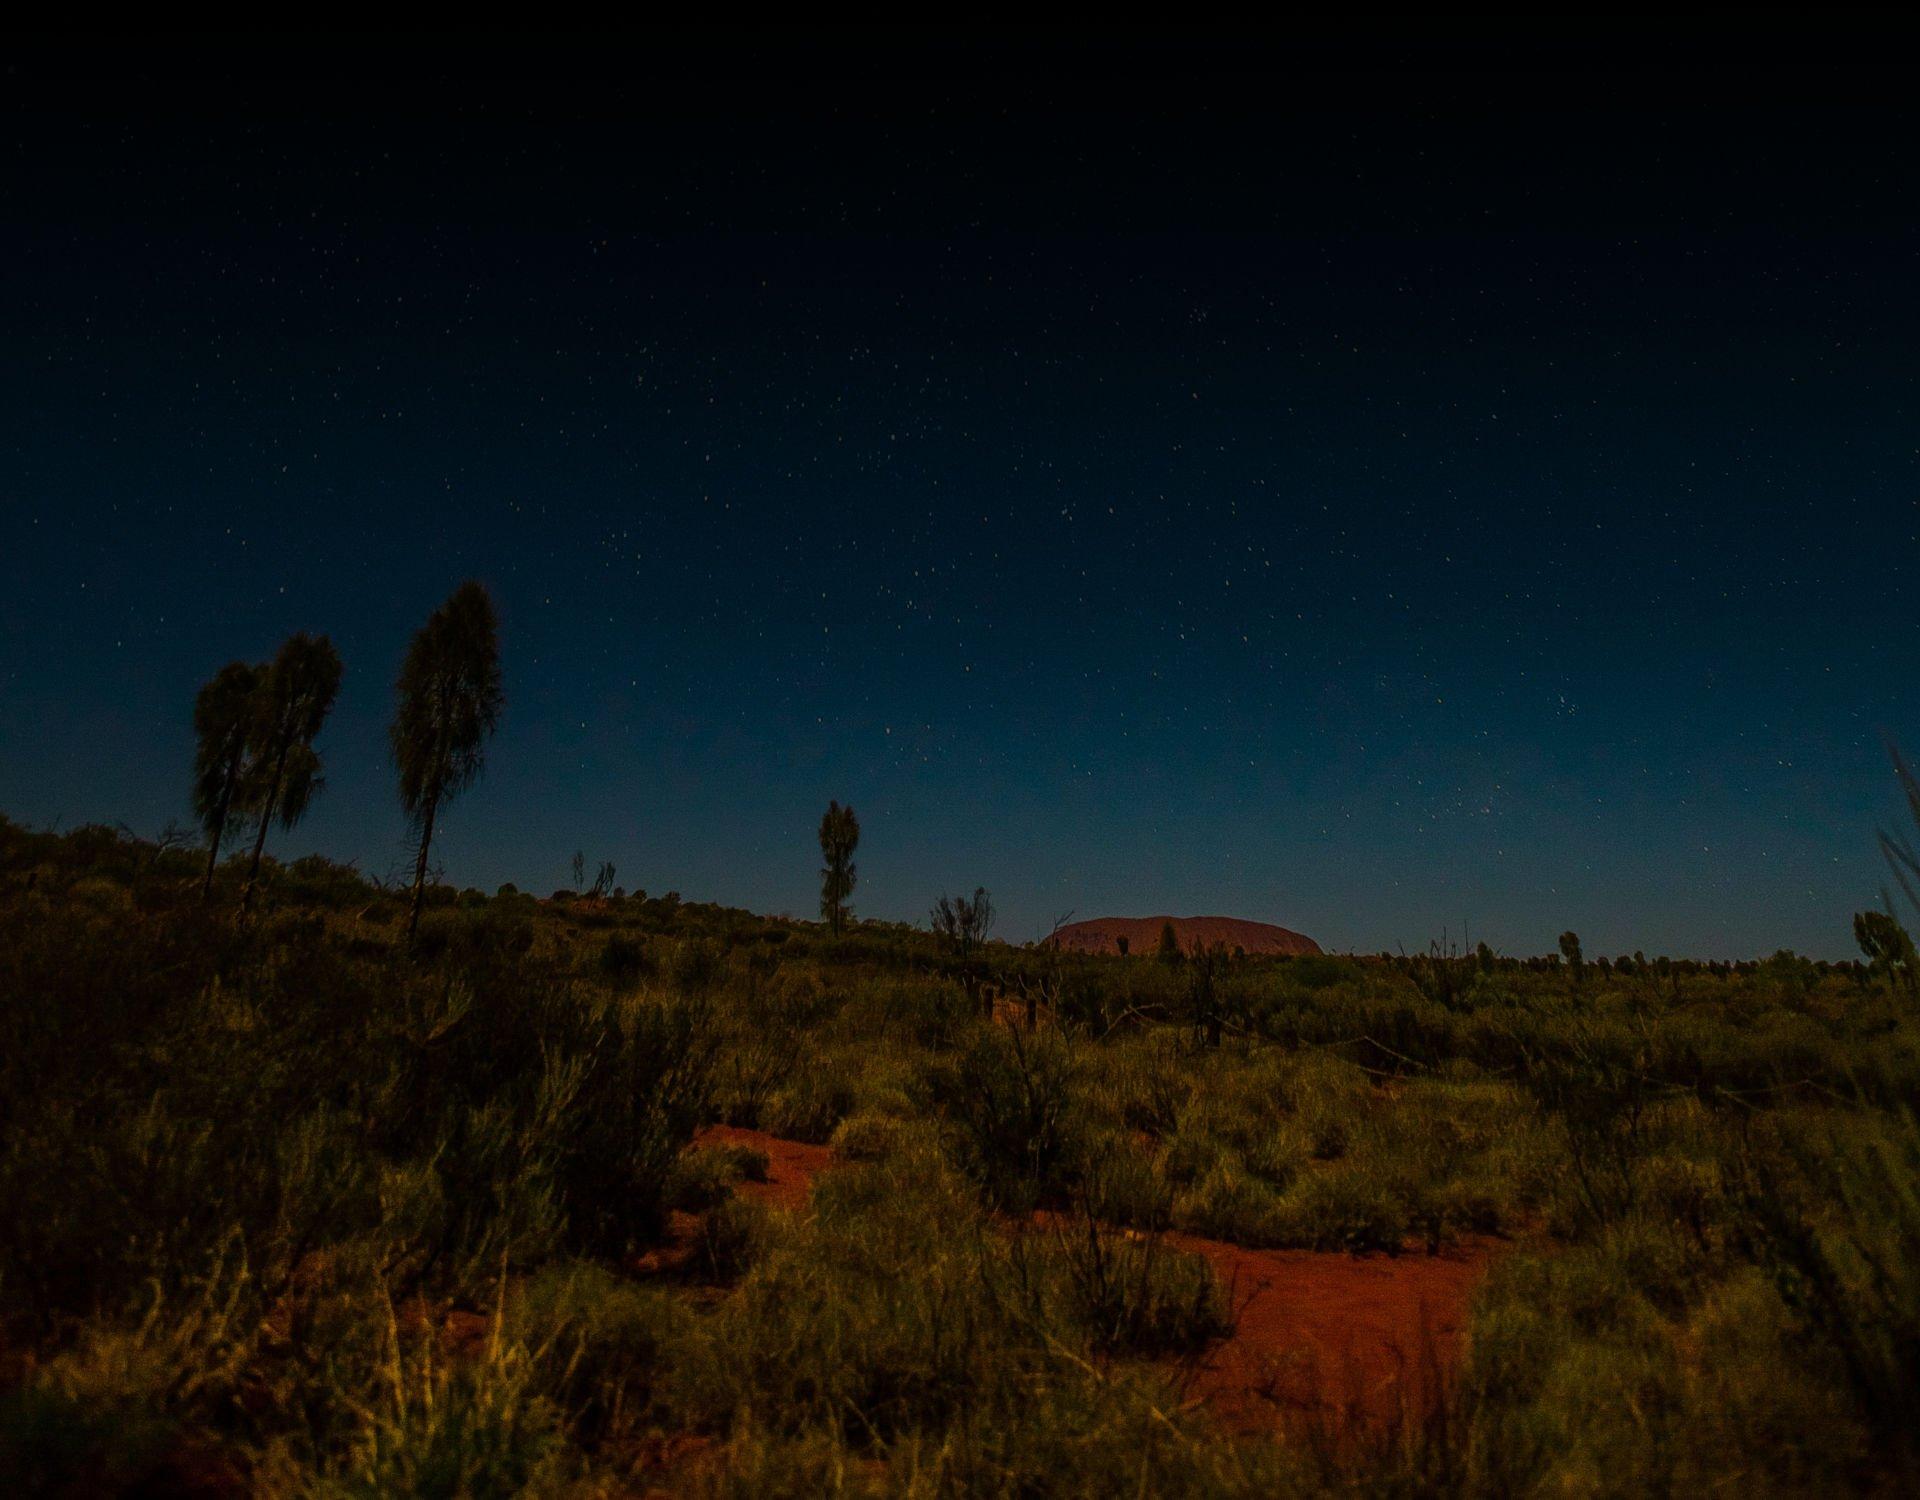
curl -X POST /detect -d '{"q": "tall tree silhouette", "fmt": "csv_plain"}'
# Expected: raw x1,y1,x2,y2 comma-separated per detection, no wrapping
392,581,504,941
191,660,263,901
818,800,860,936
238,633,342,913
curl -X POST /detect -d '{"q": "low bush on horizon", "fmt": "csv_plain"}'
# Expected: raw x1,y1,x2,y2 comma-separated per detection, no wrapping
1,813,1917,1494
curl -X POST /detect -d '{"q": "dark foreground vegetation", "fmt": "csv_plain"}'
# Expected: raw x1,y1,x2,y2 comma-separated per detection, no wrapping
2,817,1917,1495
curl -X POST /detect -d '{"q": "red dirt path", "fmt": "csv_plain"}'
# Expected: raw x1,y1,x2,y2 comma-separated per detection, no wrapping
692,1126,1491,1431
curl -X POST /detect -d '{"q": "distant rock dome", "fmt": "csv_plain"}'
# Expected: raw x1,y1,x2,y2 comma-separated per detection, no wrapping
1046,915,1322,957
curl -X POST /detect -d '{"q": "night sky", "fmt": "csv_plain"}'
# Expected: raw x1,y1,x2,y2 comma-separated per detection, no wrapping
4,25,1916,957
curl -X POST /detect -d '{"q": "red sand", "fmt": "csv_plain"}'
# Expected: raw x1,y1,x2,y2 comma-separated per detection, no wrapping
1049,915,1323,958
1160,1228,1489,1431
694,1127,1490,1432
695,1124,835,1211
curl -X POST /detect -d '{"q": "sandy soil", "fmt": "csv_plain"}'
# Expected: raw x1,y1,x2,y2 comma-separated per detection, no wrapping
695,1123,835,1211
1160,1227,1488,1431
697,1126,1491,1432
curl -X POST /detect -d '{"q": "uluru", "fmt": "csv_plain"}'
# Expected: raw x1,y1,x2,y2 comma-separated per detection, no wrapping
1047,915,1323,957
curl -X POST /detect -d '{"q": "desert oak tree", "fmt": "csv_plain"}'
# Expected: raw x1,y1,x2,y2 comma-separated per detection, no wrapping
238,633,343,913
191,660,264,901
392,581,504,941
818,799,860,937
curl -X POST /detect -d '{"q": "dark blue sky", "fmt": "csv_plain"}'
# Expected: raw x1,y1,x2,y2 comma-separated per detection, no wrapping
4,26,1916,956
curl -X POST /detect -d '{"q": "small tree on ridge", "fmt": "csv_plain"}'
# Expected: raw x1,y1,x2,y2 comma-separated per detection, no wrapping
818,800,860,937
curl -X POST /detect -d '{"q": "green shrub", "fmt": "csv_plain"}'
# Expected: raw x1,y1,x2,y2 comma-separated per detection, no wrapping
510,1261,690,1446
1174,1157,1284,1244
759,1063,859,1144
694,1197,770,1283
1271,1162,1409,1253
547,992,717,1256
305,1317,566,1497
669,1141,768,1213
828,1110,929,1164
934,1025,1084,1210
1032,1212,1231,1356
597,930,654,982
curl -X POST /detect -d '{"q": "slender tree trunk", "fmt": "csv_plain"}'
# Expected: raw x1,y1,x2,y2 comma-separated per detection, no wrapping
238,749,288,915
825,855,852,936
239,798,273,913
200,805,227,904
200,751,242,902
200,830,223,902
407,787,441,944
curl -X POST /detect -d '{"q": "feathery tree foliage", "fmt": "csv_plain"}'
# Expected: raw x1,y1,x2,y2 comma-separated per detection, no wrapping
392,581,503,941
818,800,859,936
930,886,994,960
931,885,993,1010
1861,740,1920,1002
190,660,263,901
1854,909,1917,997
237,633,342,913
1877,743,1920,930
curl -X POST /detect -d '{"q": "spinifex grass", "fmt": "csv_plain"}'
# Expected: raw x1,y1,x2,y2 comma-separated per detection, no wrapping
2,814,1915,1493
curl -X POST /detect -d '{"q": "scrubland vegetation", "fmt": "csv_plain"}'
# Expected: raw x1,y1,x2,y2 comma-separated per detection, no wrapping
2,815,1917,1495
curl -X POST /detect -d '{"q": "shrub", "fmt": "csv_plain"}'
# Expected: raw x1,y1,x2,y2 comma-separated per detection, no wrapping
510,1261,690,1447
1032,1211,1231,1356
598,930,654,982
694,1197,770,1283
548,992,717,1256
935,1025,1084,1210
